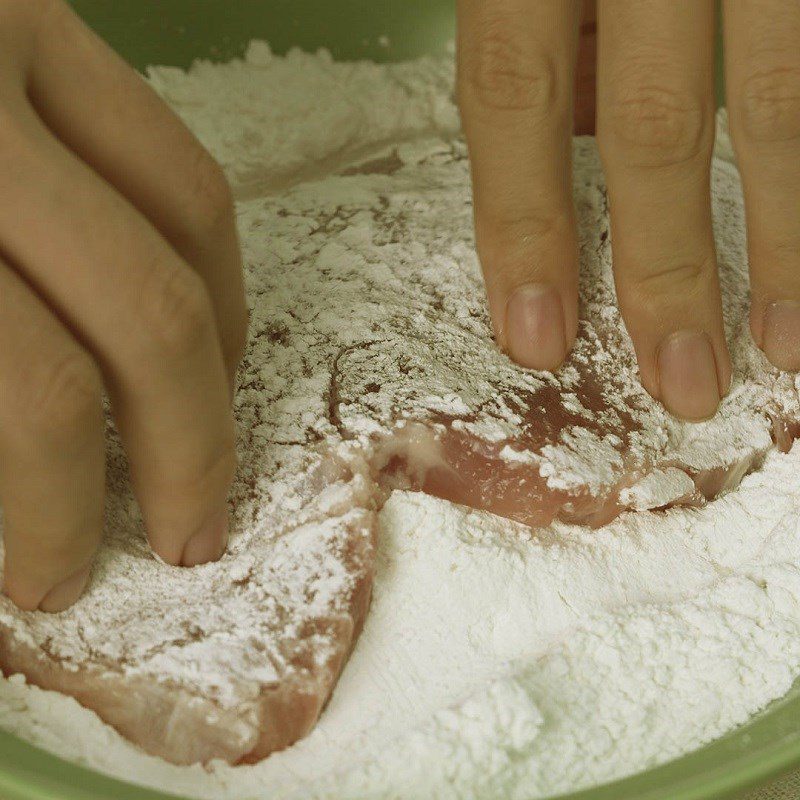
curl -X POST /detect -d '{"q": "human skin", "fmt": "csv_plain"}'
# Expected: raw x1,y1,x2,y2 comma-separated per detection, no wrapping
457,0,800,421
0,0,247,612
2,0,798,614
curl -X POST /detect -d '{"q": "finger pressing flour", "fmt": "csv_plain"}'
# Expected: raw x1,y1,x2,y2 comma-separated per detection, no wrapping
1,43,800,799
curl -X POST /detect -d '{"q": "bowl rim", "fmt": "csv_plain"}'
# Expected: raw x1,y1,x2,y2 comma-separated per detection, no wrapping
1,3,797,799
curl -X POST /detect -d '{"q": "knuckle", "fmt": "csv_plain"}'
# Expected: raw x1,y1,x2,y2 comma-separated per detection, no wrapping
604,82,710,167
627,257,712,305
479,210,568,250
24,351,102,435
460,20,559,119
477,210,570,284
739,64,800,143
141,261,215,360
185,146,235,235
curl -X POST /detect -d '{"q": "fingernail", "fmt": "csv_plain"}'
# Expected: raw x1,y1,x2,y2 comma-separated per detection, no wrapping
181,509,229,567
38,565,92,614
657,330,721,421
762,301,800,372
504,283,567,371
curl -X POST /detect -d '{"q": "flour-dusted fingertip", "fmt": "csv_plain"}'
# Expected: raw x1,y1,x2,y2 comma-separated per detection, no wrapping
762,301,800,373
656,330,722,422
181,508,229,568
38,564,93,614
504,283,568,372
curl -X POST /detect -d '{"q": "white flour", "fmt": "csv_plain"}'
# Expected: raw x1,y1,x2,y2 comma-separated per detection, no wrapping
1,43,800,799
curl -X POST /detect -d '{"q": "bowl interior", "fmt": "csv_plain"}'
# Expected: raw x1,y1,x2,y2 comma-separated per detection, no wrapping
0,3,796,799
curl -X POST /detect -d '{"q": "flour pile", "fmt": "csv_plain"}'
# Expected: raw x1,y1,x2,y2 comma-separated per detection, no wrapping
1,42,800,799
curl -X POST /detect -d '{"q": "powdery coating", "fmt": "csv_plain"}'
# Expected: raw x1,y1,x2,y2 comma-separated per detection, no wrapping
320,454,800,800
0,428,377,764
237,126,799,527
4,447,800,799
146,41,459,197
0,43,465,769
1,43,800,771
618,467,699,511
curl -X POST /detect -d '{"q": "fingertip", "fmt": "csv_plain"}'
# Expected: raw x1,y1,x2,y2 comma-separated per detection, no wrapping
38,564,93,613
147,534,184,567
503,283,570,372
2,565,46,612
2,581,40,613
3,563,93,614
656,330,723,422
761,301,800,373
181,509,229,568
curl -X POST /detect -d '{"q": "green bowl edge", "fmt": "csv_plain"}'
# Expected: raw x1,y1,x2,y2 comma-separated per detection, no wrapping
0,2,793,799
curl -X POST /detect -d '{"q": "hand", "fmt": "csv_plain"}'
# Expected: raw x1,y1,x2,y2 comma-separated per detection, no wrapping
456,0,800,421
0,0,248,612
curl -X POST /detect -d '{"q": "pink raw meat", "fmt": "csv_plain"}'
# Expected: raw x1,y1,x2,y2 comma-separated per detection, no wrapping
1,135,798,765
325,137,799,525
0,439,377,765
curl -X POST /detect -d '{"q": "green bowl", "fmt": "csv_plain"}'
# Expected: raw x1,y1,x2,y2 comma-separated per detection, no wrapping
0,3,797,798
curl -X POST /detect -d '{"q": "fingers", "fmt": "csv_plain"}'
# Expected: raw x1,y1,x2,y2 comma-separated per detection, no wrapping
25,0,247,387
457,0,581,371
0,94,236,569
723,0,800,371
596,0,728,421
0,260,105,613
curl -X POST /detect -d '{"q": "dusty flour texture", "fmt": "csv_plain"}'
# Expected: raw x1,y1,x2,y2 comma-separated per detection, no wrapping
2,43,800,798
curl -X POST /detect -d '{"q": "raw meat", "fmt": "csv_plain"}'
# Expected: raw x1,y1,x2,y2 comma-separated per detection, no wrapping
274,135,800,525
0,439,377,765
1,134,798,766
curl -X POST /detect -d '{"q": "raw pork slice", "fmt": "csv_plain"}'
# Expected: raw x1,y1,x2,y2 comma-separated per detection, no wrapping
1,134,798,766
0,438,377,765
250,135,800,527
